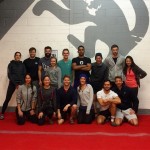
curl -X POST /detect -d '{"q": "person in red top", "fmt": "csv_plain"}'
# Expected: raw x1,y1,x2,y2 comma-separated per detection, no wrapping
123,56,147,113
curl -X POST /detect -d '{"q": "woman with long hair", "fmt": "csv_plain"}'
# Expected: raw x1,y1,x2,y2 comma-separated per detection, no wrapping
16,74,37,125
123,56,147,113
77,74,94,124
37,75,56,125
0,52,26,120
45,57,61,89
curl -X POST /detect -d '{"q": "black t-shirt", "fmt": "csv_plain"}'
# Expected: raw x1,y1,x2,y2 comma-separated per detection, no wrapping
23,57,40,81
113,57,118,64
72,57,91,80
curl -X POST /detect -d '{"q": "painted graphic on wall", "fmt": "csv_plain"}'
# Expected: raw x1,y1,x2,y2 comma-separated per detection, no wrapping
33,0,149,58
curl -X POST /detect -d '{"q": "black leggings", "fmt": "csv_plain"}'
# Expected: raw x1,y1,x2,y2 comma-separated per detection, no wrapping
130,87,139,113
77,106,95,124
38,110,54,125
16,108,37,125
1,81,16,114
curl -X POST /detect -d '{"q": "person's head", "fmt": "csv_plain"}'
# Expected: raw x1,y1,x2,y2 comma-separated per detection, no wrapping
103,80,111,91
125,56,135,68
25,74,32,85
62,49,69,60
111,44,119,57
29,47,36,59
79,74,87,85
50,57,57,67
95,53,103,64
44,46,52,58
63,75,71,86
42,75,51,86
14,52,21,61
115,76,123,88
78,45,85,57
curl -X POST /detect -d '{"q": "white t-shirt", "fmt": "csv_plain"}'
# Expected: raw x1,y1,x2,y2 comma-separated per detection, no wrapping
97,89,118,111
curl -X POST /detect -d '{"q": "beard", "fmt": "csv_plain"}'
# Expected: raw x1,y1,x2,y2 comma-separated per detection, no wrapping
45,53,51,58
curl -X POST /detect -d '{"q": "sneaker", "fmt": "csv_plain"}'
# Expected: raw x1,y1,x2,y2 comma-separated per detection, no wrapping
0,114,4,120
111,121,117,127
69,118,74,124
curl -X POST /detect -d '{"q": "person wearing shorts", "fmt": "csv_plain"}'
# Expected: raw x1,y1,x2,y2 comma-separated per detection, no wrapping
113,76,138,126
57,75,77,124
97,80,121,126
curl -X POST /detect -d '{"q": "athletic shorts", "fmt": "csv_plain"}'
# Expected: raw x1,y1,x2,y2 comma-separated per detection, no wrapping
98,109,111,119
116,108,137,121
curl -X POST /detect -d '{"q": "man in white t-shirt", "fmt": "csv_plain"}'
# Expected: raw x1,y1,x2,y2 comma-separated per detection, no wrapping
97,80,121,126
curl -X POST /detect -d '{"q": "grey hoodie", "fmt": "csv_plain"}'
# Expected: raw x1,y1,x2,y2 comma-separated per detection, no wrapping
104,54,125,82
16,84,37,111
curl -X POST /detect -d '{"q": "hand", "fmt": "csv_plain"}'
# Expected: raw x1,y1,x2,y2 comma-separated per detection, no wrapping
129,109,135,115
39,80,42,86
57,112,62,119
53,112,56,118
18,110,23,117
38,112,43,119
63,105,69,112
30,109,35,115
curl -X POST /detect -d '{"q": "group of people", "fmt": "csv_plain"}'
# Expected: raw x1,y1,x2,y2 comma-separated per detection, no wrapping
0,44,147,126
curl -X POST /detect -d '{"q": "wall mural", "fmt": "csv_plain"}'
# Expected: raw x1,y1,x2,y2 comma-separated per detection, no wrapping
33,0,149,58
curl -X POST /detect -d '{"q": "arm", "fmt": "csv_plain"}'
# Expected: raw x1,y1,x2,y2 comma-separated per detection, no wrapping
72,62,86,70
136,66,147,79
81,63,91,71
97,98,110,106
86,85,94,114
38,65,42,86
7,63,15,85
57,67,62,88
16,86,23,116
107,96,121,104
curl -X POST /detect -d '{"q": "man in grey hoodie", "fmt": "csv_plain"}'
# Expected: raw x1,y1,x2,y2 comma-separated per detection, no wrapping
104,44,125,86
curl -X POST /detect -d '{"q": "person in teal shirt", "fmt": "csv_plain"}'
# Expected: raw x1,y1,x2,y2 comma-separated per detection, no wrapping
58,49,73,83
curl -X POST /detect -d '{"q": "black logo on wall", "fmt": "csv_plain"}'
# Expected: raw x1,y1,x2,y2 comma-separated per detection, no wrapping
33,0,149,58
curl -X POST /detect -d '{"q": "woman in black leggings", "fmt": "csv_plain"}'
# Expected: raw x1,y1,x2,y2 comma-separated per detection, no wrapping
0,52,26,120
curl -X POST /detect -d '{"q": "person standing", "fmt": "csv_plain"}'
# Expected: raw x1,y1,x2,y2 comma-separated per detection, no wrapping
90,53,108,114
38,46,52,86
16,74,37,125
72,45,91,89
58,49,73,83
0,52,26,120
23,47,40,89
104,44,125,86
57,75,77,124
123,56,147,113
45,57,62,89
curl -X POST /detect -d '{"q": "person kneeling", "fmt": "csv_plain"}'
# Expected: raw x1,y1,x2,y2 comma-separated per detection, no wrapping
16,74,37,125
37,76,56,125
77,74,95,124
57,75,77,124
113,76,138,126
97,80,121,126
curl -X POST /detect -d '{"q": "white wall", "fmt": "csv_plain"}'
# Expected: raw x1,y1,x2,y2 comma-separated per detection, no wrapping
0,0,150,109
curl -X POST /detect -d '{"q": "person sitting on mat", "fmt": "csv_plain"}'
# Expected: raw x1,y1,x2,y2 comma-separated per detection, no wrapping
57,75,77,124
16,74,37,125
97,80,121,126
112,76,138,126
37,75,56,125
77,74,94,124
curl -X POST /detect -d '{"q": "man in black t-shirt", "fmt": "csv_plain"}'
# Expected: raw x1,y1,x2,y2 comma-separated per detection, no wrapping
72,45,91,89
23,47,40,89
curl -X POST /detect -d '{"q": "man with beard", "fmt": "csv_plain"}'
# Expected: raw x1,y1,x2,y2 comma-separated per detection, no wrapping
38,46,52,86
72,45,91,89
57,75,77,124
97,80,121,126
104,44,125,87
23,47,40,89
